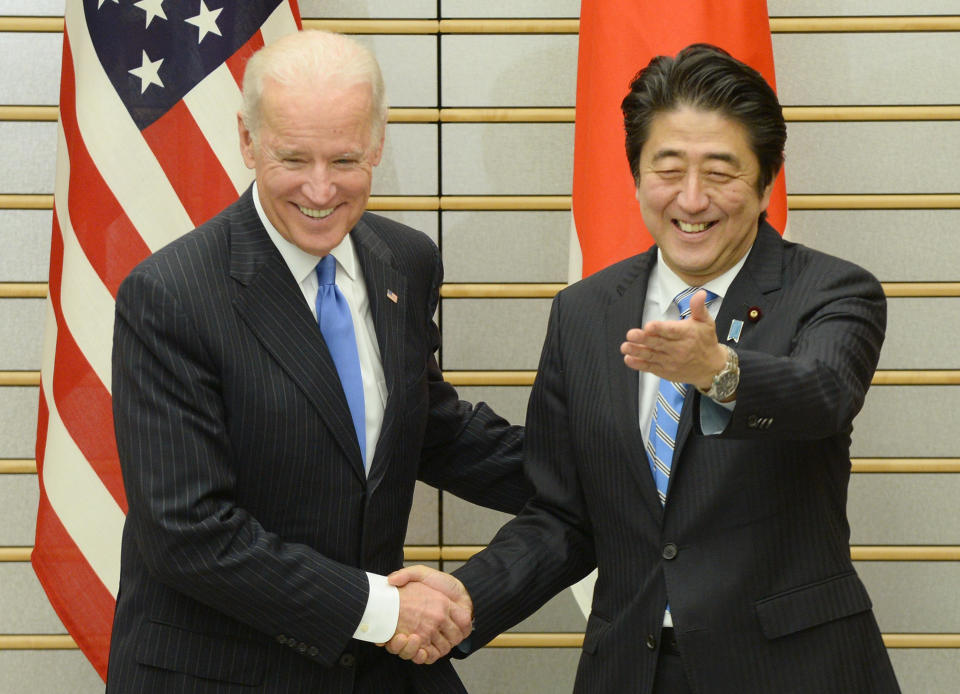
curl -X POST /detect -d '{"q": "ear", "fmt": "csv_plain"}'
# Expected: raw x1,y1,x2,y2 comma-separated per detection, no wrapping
369,129,385,167
238,112,256,169
758,170,777,211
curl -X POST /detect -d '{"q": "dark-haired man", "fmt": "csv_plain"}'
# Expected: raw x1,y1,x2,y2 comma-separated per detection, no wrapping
390,44,900,693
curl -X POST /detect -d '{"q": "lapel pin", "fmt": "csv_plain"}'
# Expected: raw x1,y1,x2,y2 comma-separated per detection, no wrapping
727,319,744,343
386,289,398,304
747,306,762,323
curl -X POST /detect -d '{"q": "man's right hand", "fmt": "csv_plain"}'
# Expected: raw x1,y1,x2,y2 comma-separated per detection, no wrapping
381,565,473,665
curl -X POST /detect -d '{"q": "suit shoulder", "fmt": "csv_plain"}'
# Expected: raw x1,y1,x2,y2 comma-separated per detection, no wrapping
359,212,437,255
559,252,650,304
781,237,882,292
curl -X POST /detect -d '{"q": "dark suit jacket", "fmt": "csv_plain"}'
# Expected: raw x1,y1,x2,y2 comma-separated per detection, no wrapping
106,188,529,693
455,224,900,693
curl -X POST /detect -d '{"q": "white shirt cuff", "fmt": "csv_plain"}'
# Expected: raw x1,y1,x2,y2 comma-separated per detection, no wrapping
352,572,400,643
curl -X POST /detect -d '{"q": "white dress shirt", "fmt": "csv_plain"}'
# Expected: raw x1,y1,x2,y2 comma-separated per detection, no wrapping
253,184,399,643
638,251,749,627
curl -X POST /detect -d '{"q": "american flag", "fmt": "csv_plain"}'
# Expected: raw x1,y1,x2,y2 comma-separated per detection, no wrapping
32,0,301,680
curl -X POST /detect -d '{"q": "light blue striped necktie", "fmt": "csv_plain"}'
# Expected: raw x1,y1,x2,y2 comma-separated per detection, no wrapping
316,255,366,467
646,287,719,505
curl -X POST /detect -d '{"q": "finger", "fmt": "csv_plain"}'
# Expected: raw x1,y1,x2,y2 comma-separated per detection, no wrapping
689,290,714,325
395,633,423,661
387,568,412,587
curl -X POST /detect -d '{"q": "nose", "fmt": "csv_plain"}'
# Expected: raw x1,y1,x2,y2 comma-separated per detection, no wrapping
676,172,709,214
302,163,336,203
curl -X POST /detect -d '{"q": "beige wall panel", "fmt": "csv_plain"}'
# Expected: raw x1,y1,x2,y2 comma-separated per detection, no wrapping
848,474,960,544
0,299,44,370
0,474,39,545
0,32,61,105
0,387,39,458
774,33,960,105
0,0,63,14
0,563,65,632
852,386,960,457
785,122,960,194
856,562,960,632
300,0,436,18
441,123,574,195
442,211,570,282
888,650,960,694
441,298,550,370
441,35,577,107
444,490,515,545
442,0,580,17
373,210,439,244
373,123,438,195
453,648,580,694
453,386,530,426
880,298,960,369
353,35,437,107
786,210,960,282
0,122,56,194
0,652,102,694
769,0,960,15
405,480,439,545
0,210,51,282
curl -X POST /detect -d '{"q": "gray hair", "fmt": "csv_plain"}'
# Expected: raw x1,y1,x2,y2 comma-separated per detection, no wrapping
240,30,388,149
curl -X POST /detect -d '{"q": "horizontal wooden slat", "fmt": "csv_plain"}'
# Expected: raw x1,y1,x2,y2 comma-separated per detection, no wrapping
403,547,441,562
0,371,41,386
4,195,960,212
0,283,47,298
0,459,36,473
5,15,960,34
6,460,957,474
7,106,960,124
0,547,31,561
0,632,956,650
3,370,959,388
852,458,960,473
4,282,960,300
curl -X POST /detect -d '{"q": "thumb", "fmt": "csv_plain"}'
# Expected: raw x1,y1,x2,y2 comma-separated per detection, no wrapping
387,564,432,587
689,289,714,325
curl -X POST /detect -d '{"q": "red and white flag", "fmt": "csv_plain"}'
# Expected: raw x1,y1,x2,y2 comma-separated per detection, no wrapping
571,0,787,278
32,0,301,679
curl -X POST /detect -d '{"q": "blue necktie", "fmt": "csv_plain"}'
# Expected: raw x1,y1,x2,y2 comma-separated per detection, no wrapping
646,287,719,505
316,255,366,467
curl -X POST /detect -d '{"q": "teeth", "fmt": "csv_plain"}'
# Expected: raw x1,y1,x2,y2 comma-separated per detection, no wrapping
676,220,713,233
298,204,334,219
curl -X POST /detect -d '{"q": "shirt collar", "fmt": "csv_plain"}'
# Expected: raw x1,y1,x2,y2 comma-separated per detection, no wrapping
652,246,751,314
252,181,360,285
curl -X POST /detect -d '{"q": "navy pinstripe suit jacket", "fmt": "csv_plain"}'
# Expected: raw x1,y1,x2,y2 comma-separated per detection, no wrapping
455,224,901,693
106,188,529,693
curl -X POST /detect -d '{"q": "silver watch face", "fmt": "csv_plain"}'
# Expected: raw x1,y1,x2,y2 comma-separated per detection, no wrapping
714,370,738,399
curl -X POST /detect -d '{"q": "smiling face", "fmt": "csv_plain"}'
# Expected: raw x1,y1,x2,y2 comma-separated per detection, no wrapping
636,106,773,285
239,77,383,257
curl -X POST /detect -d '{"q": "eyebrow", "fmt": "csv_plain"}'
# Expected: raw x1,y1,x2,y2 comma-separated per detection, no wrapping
651,149,742,167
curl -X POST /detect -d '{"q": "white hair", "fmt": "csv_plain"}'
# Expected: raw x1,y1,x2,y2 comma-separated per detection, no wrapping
240,30,388,148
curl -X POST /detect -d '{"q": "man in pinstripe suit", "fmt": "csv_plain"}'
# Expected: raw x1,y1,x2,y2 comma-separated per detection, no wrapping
391,45,901,692
106,31,528,693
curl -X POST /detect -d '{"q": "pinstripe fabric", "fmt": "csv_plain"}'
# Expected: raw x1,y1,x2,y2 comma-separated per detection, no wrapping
455,224,900,694
106,187,529,693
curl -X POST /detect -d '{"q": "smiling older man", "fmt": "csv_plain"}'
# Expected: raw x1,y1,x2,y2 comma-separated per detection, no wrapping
106,30,529,694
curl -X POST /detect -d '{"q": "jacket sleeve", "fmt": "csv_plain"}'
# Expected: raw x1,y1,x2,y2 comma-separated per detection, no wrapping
452,293,596,651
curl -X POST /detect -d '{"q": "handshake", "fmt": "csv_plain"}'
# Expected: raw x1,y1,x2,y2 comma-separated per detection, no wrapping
378,565,473,665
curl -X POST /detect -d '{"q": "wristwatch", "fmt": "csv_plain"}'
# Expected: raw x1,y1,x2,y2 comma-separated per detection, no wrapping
697,345,739,402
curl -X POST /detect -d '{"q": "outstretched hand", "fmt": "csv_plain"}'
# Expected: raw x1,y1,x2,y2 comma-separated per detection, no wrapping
620,289,726,390
377,565,473,665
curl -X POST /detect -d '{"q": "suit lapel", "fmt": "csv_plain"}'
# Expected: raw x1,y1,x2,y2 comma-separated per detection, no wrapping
350,218,407,489
229,190,366,482
604,249,664,520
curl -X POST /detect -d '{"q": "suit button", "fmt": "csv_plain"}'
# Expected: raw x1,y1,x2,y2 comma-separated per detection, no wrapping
339,653,356,668
276,634,287,645
662,543,678,560
307,646,319,657
296,642,307,654
645,634,657,650
747,414,759,429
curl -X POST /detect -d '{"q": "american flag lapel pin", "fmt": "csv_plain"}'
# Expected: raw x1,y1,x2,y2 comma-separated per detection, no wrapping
386,289,398,304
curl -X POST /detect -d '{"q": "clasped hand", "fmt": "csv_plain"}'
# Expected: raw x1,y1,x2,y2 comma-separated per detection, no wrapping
377,565,473,665
620,289,726,389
